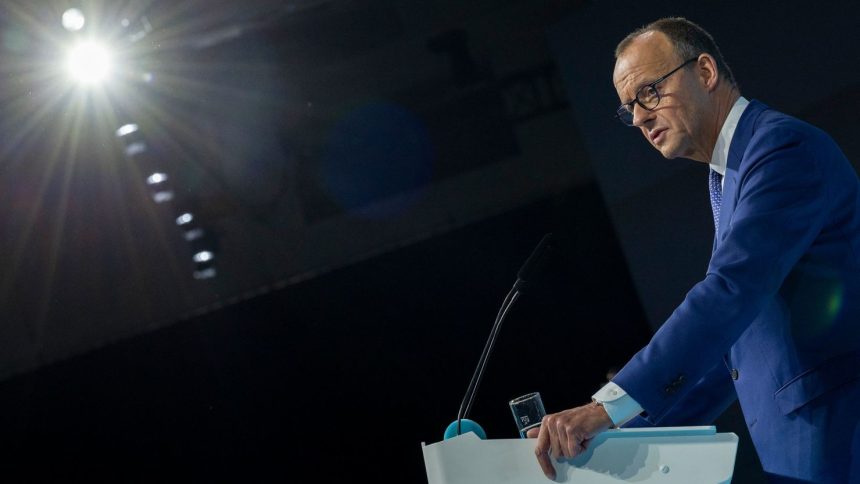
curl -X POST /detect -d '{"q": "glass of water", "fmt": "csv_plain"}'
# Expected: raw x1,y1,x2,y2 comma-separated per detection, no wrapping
509,392,546,438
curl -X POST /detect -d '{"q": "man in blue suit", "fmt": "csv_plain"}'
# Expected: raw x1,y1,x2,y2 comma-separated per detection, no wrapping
529,17,860,483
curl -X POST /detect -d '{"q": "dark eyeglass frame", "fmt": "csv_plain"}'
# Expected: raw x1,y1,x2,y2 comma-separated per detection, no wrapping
615,57,699,126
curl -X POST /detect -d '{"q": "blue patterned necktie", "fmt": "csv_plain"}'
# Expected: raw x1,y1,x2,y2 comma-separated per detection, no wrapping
709,169,723,236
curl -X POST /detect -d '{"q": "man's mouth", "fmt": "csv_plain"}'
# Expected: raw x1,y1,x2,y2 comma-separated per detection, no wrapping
650,128,668,144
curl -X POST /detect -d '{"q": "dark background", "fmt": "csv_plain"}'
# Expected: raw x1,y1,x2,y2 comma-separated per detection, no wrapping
0,184,654,481
0,1,857,482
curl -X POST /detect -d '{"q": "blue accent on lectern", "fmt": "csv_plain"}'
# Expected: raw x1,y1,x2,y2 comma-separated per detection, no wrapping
444,419,487,440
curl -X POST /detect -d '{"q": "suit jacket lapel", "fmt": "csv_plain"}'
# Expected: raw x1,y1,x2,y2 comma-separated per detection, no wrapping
715,100,768,245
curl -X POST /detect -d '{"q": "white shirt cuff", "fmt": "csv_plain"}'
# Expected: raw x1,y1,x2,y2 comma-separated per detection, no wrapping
592,382,644,427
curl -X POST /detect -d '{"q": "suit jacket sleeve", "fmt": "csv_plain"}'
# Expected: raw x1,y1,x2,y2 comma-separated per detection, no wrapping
622,359,737,428
612,125,830,423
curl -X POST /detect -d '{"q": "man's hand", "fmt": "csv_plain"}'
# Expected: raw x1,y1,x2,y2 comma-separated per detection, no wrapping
526,402,613,480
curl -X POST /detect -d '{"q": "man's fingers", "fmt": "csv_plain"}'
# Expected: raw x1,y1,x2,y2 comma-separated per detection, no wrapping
533,402,615,480
548,419,562,460
563,425,593,459
535,447,556,480
565,430,578,458
533,423,556,480
539,415,556,459
526,427,541,439
534,419,551,460
556,420,570,459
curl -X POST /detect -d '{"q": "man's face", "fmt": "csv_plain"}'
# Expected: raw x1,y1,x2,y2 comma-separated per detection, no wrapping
613,31,711,161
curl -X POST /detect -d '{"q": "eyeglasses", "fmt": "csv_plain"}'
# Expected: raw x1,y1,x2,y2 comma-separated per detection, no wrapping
615,57,698,126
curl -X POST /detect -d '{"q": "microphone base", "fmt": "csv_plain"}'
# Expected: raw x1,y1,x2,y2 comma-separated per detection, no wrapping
444,419,487,440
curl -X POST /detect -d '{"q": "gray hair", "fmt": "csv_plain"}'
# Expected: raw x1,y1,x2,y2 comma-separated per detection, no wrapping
616,17,737,87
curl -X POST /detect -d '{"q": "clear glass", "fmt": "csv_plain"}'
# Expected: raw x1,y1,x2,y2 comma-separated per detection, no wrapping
509,392,546,438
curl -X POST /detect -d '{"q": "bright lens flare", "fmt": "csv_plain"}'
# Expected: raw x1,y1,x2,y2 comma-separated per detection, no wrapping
62,8,86,32
66,42,112,85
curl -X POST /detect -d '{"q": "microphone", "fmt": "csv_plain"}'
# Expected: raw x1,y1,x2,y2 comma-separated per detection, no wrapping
447,233,554,439
515,232,555,291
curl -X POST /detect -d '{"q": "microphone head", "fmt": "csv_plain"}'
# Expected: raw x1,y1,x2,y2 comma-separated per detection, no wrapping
444,419,487,440
515,233,554,290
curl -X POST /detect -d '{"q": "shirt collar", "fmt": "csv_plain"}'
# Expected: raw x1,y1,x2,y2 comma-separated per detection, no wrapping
709,96,749,177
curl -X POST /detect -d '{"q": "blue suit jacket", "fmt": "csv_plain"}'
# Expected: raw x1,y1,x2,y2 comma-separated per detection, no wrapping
614,100,860,483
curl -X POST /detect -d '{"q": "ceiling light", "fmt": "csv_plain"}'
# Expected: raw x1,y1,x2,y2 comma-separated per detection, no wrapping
66,41,112,85
193,251,214,263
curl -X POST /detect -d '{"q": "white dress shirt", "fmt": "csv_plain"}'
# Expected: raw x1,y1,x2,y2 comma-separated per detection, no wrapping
592,96,751,426
709,96,749,186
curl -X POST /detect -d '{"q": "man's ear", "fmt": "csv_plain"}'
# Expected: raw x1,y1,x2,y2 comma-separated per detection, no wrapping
697,54,720,92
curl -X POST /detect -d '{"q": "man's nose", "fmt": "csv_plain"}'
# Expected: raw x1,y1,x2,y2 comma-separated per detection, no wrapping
631,103,654,127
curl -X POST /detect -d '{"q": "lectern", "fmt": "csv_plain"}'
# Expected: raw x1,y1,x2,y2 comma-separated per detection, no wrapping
422,426,738,483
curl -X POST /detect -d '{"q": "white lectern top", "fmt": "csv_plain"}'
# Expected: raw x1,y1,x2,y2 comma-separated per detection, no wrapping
422,426,737,483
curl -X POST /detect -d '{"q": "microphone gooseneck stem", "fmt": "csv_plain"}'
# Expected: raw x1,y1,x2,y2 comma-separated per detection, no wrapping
456,285,521,436
463,289,520,418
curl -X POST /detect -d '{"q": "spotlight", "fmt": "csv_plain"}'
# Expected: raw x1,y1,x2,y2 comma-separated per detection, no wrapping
193,251,214,263
176,213,194,226
62,8,86,32
116,123,147,158
176,211,203,240
116,124,139,137
145,173,173,203
192,249,217,280
146,172,168,185
174,205,205,241
66,41,112,85
188,230,219,281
